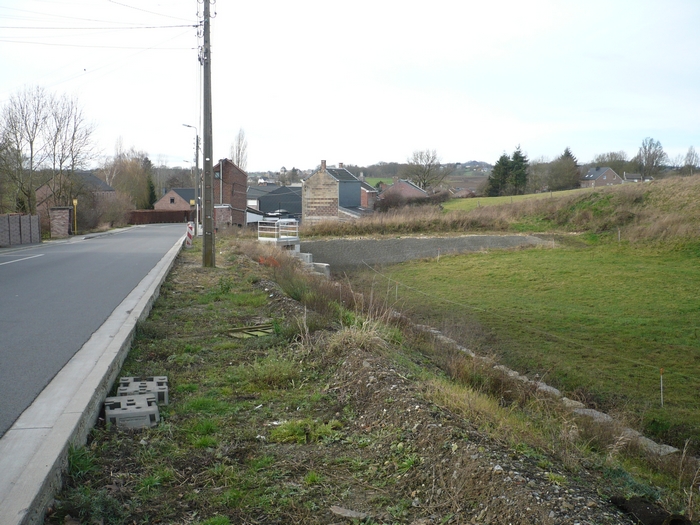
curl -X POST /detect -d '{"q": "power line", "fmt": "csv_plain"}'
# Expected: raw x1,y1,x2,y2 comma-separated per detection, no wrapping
0,24,197,30
0,39,193,50
106,0,194,22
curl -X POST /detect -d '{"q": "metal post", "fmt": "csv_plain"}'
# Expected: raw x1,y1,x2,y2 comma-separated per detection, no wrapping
183,124,199,236
202,0,215,267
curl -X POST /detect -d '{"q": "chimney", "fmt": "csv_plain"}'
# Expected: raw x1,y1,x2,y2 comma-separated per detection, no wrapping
321,160,326,171
339,162,344,169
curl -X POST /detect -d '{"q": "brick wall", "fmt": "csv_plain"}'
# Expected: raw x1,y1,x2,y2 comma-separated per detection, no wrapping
50,207,72,238
213,160,247,226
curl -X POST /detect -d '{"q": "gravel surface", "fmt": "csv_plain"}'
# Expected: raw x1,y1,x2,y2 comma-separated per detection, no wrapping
301,235,548,271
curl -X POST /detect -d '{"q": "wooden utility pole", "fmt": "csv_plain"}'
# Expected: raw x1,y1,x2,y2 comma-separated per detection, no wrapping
202,0,215,267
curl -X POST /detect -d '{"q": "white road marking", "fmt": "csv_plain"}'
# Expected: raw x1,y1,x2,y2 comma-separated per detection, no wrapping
0,254,45,266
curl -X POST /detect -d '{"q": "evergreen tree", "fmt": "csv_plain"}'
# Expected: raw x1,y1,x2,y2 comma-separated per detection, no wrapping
562,147,578,165
485,153,511,196
509,146,529,195
547,149,580,191
146,174,157,209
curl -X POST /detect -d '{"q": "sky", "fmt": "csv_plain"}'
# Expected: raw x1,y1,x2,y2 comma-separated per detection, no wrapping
1,0,699,173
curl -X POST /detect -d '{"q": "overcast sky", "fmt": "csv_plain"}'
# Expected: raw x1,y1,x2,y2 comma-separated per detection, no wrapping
1,0,698,172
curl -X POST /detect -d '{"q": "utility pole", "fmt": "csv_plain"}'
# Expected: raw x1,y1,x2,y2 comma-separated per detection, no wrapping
202,0,215,267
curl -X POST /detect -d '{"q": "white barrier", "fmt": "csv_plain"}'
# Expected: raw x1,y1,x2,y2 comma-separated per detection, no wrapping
185,222,194,248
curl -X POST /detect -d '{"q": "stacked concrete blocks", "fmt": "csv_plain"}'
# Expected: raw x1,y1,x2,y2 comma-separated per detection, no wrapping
104,376,169,429
104,394,159,429
118,376,169,405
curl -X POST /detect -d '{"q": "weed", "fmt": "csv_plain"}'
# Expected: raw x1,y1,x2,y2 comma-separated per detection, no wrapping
138,474,161,493
269,419,342,444
303,471,322,485
60,486,126,525
179,397,231,415
198,516,230,525
67,444,97,480
193,435,218,448
545,472,567,486
190,419,218,435
218,276,234,295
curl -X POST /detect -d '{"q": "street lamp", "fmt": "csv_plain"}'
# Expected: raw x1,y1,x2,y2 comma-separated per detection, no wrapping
183,124,200,235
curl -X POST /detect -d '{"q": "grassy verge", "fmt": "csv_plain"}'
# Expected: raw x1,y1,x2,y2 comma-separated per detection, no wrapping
47,234,700,524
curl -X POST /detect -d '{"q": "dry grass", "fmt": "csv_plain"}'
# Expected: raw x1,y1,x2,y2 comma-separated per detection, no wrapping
301,175,700,245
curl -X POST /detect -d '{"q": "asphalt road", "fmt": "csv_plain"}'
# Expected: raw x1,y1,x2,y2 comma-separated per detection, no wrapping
0,224,185,438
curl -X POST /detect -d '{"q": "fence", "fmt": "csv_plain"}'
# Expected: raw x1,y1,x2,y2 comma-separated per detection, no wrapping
0,214,41,247
128,210,194,225
257,219,299,242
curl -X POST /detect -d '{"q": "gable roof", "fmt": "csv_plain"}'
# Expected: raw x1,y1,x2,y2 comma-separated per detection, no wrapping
583,167,617,180
359,180,378,192
247,185,280,199
74,171,115,192
326,167,359,182
258,186,302,215
171,188,195,202
396,179,427,194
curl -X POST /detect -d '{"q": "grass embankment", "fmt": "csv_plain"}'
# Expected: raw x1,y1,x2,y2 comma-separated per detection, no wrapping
48,176,700,524
338,177,700,447
48,235,700,524
442,188,589,212
350,243,700,447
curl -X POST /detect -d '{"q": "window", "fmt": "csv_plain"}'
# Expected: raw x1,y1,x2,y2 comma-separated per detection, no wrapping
170,197,175,204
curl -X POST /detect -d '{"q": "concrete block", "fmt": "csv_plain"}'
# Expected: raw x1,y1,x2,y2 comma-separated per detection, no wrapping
294,252,313,264
118,376,168,405
105,394,160,429
312,262,331,278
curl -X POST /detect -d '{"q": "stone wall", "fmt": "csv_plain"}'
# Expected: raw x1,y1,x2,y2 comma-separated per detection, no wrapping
302,170,339,224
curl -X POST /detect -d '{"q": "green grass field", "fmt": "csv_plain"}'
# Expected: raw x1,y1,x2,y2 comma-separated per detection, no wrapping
357,242,700,447
442,188,591,212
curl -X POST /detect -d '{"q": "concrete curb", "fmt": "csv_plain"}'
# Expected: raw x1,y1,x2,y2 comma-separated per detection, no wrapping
0,234,185,525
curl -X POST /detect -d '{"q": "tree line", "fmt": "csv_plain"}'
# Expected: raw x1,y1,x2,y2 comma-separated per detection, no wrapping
0,86,197,230
485,138,699,196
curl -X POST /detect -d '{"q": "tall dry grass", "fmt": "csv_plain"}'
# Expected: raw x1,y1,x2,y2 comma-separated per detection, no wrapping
301,175,700,243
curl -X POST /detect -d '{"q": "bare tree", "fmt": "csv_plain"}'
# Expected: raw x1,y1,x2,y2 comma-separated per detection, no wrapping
403,149,451,190
1,86,51,213
638,137,667,181
592,151,629,177
684,146,698,176
99,147,154,209
0,87,94,213
230,128,248,171
43,94,95,207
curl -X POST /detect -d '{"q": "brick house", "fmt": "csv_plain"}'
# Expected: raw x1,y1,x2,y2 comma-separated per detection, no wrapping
360,180,378,209
580,167,623,188
378,178,428,200
213,159,247,227
622,172,654,183
154,188,195,212
302,160,363,224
